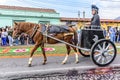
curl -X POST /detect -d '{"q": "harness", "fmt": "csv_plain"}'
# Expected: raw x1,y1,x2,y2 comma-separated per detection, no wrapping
25,24,39,40
31,25,39,39
26,24,74,43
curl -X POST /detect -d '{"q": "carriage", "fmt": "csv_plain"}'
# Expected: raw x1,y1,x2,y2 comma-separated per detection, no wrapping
13,22,117,67
43,28,117,67
78,29,116,66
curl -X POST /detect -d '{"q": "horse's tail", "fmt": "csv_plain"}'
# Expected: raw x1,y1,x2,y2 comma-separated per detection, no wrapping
73,31,78,46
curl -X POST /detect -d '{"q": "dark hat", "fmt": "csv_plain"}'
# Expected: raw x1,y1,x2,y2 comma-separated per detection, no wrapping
91,5,99,11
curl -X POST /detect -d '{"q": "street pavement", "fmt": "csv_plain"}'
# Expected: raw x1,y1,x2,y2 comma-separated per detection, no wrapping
0,54,120,80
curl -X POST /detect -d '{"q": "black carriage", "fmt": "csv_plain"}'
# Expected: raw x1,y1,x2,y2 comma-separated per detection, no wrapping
78,29,117,66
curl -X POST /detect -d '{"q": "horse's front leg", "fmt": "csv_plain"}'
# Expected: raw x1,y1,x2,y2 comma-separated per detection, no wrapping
62,45,71,64
40,42,47,65
28,44,39,67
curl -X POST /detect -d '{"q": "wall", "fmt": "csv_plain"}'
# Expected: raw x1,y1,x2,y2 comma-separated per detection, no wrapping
0,8,60,27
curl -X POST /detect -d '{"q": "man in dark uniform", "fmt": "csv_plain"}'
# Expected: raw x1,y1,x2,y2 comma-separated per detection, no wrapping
91,5,101,29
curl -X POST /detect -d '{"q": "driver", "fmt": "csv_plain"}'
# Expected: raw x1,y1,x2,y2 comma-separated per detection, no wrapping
91,5,101,29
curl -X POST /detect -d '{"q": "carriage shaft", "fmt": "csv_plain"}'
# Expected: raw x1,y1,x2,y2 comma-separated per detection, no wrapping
43,33,90,52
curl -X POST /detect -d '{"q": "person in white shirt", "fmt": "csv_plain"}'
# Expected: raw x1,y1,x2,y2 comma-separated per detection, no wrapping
0,28,2,46
1,28,8,46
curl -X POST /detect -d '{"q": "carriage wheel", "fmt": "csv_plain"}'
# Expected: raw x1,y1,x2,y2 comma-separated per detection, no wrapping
78,49,90,57
91,39,117,66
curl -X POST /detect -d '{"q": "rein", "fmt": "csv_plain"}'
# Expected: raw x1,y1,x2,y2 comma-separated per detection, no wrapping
31,25,39,39
26,24,49,43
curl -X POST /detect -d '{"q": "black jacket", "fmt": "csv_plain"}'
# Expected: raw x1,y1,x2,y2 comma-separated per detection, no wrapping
91,14,100,29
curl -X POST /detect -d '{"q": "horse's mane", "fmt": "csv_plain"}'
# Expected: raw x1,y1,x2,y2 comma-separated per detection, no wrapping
15,22,41,30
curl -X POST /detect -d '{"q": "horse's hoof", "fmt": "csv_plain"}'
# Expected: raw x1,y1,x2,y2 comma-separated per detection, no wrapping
62,62,66,65
42,62,46,65
28,64,32,67
75,61,79,64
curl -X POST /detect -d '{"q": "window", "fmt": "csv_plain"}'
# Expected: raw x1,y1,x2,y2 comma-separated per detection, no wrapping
13,20,25,25
38,21,50,24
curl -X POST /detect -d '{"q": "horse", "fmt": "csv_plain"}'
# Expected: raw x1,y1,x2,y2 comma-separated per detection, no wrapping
12,22,79,67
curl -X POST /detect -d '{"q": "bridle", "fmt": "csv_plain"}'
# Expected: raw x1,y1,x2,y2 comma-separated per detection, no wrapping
14,24,39,39
13,25,22,37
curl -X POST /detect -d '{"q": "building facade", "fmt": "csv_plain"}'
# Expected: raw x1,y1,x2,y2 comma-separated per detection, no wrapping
60,17,120,30
0,5,60,27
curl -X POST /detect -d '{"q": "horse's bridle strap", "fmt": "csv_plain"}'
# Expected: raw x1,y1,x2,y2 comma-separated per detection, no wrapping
31,25,39,39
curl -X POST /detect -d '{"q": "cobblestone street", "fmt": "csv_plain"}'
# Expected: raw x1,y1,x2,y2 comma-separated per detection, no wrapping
14,67,120,80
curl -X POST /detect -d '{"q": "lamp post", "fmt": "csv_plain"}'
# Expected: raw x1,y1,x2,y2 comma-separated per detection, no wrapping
78,11,81,29
78,11,80,20
83,11,85,26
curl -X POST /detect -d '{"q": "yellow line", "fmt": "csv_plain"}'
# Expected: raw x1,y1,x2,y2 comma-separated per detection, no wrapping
0,53,78,59
0,54,66,59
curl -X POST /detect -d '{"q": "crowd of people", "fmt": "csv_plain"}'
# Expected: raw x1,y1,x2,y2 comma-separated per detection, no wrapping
0,25,120,47
0,26,34,46
103,26,120,43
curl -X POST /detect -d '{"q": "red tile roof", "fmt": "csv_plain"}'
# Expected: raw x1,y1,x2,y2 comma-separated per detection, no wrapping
0,5,56,13
60,17,120,23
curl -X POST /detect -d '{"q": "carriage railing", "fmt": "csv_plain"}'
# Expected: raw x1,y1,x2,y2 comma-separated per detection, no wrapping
84,25,101,29
42,33,91,51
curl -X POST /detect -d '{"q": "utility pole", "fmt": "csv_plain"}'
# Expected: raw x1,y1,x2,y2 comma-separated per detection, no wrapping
78,11,80,29
83,11,85,26
78,11,80,21
83,11,85,18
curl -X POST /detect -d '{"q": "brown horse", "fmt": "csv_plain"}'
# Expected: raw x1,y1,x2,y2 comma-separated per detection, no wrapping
12,22,79,67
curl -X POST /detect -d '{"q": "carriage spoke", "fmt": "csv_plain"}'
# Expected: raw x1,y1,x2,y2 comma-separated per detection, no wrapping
94,53,101,58
98,44,102,50
108,53,114,56
103,42,106,49
107,49,114,53
106,56,112,63
104,57,108,63
105,44,111,50
96,55,102,63
106,53,114,58
101,56,105,64
104,52,114,63
94,50,101,53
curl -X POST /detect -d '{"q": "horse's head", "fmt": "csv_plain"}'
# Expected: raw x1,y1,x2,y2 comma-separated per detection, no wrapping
12,22,22,39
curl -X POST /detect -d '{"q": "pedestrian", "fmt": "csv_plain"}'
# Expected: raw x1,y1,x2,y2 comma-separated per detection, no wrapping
90,5,101,29
13,37,19,46
7,27,13,46
20,33,25,45
115,27,119,42
109,26,116,43
0,28,2,46
118,28,120,43
1,28,8,46
5,26,9,31
24,34,29,45
103,28,106,38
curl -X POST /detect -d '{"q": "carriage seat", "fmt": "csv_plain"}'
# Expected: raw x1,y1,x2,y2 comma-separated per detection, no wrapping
48,25,70,33
41,25,71,34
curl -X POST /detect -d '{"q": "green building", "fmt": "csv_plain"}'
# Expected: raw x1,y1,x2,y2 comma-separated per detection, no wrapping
0,5,60,27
